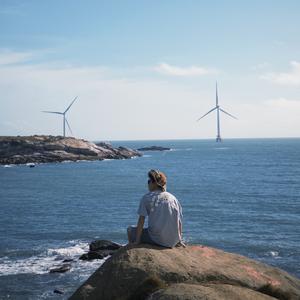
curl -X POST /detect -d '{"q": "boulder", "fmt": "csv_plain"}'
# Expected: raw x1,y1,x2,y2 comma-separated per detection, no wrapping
62,258,74,263
70,244,300,300
79,240,122,261
49,263,71,273
79,250,115,261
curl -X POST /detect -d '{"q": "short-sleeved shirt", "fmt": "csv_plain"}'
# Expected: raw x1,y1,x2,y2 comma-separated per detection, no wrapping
137,190,183,248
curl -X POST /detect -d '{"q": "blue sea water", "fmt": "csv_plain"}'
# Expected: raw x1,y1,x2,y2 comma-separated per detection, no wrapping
0,138,299,299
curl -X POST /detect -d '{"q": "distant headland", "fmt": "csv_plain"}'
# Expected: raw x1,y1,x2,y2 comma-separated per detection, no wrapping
0,135,141,165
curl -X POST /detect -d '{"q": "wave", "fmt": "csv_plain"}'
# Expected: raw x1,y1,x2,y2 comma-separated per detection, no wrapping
0,241,105,276
266,250,281,258
214,147,230,150
169,148,192,152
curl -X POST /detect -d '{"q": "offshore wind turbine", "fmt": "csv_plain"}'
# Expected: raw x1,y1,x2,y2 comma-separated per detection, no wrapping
42,96,78,137
197,83,237,142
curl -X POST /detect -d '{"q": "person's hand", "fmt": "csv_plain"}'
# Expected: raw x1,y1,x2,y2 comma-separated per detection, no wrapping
176,241,186,248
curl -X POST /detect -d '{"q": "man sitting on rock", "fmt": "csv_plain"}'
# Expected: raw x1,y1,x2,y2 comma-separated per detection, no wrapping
127,169,184,248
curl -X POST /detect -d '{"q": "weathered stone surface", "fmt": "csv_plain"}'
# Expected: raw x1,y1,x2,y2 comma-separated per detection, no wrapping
69,244,300,300
0,135,141,165
148,283,277,300
137,146,171,151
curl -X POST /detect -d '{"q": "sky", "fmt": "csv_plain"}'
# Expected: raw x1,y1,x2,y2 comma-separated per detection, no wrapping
0,0,300,141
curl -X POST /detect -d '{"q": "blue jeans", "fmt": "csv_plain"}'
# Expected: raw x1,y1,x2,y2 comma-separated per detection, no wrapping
127,226,157,245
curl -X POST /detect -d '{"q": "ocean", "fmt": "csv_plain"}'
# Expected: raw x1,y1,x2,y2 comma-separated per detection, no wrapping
0,138,299,299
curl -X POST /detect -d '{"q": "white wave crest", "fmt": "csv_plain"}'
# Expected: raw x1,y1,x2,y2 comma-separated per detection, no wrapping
47,242,87,257
267,251,280,258
0,241,105,276
214,147,230,150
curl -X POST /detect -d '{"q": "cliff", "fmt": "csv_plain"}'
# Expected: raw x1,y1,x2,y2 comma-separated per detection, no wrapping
69,244,300,300
0,135,141,165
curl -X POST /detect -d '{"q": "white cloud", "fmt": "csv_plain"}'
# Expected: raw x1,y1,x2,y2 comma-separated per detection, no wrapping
264,97,300,109
260,61,300,86
0,59,208,140
228,98,300,138
0,51,299,140
0,50,33,65
154,63,219,77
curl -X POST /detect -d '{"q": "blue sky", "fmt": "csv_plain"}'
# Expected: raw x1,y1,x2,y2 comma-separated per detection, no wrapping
0,1,300,140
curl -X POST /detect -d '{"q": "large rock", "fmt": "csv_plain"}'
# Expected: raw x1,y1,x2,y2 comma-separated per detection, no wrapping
69,244,300,300
79,240,122,261
49,263,71,273
0,136,141,165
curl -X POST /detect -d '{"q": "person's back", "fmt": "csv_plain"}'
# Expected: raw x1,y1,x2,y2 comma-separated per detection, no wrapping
127,169,184,248
139,190,182,247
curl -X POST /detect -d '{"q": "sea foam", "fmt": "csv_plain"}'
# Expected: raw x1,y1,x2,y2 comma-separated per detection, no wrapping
0,241,104,276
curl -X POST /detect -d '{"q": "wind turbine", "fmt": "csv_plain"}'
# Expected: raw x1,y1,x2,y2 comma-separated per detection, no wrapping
42,96,78,137
197,83,237,142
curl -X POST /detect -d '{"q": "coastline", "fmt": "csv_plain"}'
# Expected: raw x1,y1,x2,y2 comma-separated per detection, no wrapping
0,135,141,165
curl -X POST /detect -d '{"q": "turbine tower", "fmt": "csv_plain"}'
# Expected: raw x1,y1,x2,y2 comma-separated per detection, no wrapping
197,83,237,142
42,96,78,137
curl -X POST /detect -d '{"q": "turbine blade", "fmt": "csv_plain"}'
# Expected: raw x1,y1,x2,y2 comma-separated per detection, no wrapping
42,111,63,114
197,107,217,121
65,118,73,135
64,96,78,114
220,108,238,120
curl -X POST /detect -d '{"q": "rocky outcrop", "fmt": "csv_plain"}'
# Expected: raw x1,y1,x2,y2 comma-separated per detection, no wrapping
137,146,171,151
0,136,141,165
79,240,122,261
49,263,72,273
70,244,300,300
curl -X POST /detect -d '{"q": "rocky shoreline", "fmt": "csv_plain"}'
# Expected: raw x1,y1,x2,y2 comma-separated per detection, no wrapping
69,241,300,300
0,135,141,165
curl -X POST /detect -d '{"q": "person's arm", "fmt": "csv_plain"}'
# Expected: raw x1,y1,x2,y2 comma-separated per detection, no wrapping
179,220,183,240
134,215,145,244
178,219,186,247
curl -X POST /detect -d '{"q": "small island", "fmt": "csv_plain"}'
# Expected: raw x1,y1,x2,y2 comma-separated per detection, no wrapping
0,135,141,165
137,146,171,151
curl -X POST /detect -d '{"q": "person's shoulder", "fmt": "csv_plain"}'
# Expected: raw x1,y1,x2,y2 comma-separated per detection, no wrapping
163,191,181,205
141,191,157,201
163,191,177,199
